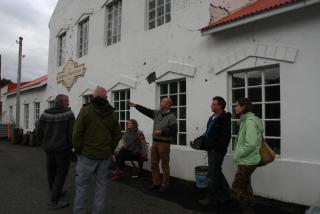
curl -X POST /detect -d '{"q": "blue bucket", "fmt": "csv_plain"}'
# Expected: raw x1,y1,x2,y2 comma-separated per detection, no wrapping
195,166,208,189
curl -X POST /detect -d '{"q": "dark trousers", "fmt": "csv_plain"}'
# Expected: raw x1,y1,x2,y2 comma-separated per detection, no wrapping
115,149,140,170
46,151,71,202
207,150,231,202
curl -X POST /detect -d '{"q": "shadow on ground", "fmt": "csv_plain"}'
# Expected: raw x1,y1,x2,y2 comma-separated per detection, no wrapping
117,167,308,214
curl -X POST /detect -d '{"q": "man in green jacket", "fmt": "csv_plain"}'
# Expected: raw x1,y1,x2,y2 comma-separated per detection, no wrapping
73,86,121,214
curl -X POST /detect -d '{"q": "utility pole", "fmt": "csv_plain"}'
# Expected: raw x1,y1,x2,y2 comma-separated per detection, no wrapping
16,37,23,129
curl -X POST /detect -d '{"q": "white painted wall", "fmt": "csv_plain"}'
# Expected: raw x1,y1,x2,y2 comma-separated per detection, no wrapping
45,0,320,205
4,86,48,131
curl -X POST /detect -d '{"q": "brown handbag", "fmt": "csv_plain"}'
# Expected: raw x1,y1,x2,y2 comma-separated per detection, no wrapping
259,137,276,167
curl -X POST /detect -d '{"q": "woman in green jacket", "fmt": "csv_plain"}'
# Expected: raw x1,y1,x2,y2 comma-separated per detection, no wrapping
232,98,263,214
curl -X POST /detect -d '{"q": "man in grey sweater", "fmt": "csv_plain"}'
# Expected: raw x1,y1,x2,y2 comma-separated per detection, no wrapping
129,97,177,192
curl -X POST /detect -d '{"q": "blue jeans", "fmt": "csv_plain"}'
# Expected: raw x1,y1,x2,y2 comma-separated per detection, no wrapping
74,155,109,214
207,150,231,202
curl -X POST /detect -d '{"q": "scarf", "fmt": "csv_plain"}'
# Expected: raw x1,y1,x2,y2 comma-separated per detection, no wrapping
122,128,141,153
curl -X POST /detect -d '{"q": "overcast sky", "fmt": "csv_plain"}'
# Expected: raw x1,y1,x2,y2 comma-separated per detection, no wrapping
0,0,58,82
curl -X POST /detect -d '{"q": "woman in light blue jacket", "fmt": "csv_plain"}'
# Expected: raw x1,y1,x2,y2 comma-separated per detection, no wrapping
232,98,263,214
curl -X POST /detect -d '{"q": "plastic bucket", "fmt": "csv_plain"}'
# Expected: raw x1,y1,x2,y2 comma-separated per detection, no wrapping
195,166,208,189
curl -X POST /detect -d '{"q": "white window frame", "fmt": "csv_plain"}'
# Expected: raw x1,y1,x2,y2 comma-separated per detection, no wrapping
105,0,122,46
24,103,29,129
158,79,186,146
34,102,40,126
112,89,130,132
48,100,55,109
57,32,66,66
78,17,89,58
147,0,171,30
82,94,93,105
229,65,281,154
9,106,14,122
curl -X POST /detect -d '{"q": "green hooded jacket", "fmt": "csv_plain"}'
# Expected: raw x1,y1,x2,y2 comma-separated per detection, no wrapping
234,112,263,165
73,103,121,160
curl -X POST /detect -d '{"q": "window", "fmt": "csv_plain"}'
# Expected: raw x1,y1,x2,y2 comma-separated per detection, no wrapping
159,79,186,145
83,94,93,105
34,102,40,126
113,89,130,132
105,1,122,46
0,101,2,113
78,18,89,58
48,100,55,109
57,32,66,66
148,0,171,30
230,66,281,154
24,104,29,129
9,106,14,122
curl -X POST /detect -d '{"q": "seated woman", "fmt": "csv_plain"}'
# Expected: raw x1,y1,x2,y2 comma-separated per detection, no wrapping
112,119,148,181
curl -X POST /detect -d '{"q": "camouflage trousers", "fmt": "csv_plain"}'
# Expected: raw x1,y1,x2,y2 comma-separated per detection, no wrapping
232,165,258,214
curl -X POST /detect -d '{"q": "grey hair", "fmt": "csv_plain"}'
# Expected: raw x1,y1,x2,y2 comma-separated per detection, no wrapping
54,94,68,107
161,97,172,107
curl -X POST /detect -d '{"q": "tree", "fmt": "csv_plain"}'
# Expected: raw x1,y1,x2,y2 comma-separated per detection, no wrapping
0,79,12,88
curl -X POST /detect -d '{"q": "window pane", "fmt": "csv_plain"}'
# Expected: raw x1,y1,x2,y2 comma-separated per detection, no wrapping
120,111,126,120
120,91,126,100
247,70,261,86
265,103,280,119
179,107,186,119
160,84,168,95
264,138,280,154
179,120,186,132
157,16,164,26
252,104,262,118
265,86,280,101
179,81,186,93
149,0,156,9
114,92,119,101
120,101,125,110
232,73,245,88
169,82,177,94
127,90,130,99
180,94,186,106
179,134,186,145
149,10,156,20
232,120,239,135
171,107,177,117
114,102,119,110
232,89,245,103
149,21,155,29
165,14,171,23
126,111,130,120
248,87,262,102
265,67,280,85
157,0,164,6
170,95,177,107
265,121,281,137
232,137,236,150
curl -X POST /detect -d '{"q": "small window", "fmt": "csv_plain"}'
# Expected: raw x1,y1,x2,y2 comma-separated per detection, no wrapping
105,1,122,46
230,66,281,154
112,89,130,132
34,102,40,126
9,106,14,122
78,18,89,58
147,0,171,30
57,32,66,66
83,94,93,105
24,104,29,129
48,100,55,109
159,79,186,146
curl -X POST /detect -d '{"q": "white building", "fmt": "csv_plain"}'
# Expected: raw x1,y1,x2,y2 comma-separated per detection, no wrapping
0,75,48,131
2,0,319,206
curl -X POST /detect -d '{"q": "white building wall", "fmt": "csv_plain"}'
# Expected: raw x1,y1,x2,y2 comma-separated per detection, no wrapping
5,87,48,131
47,0,320,205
